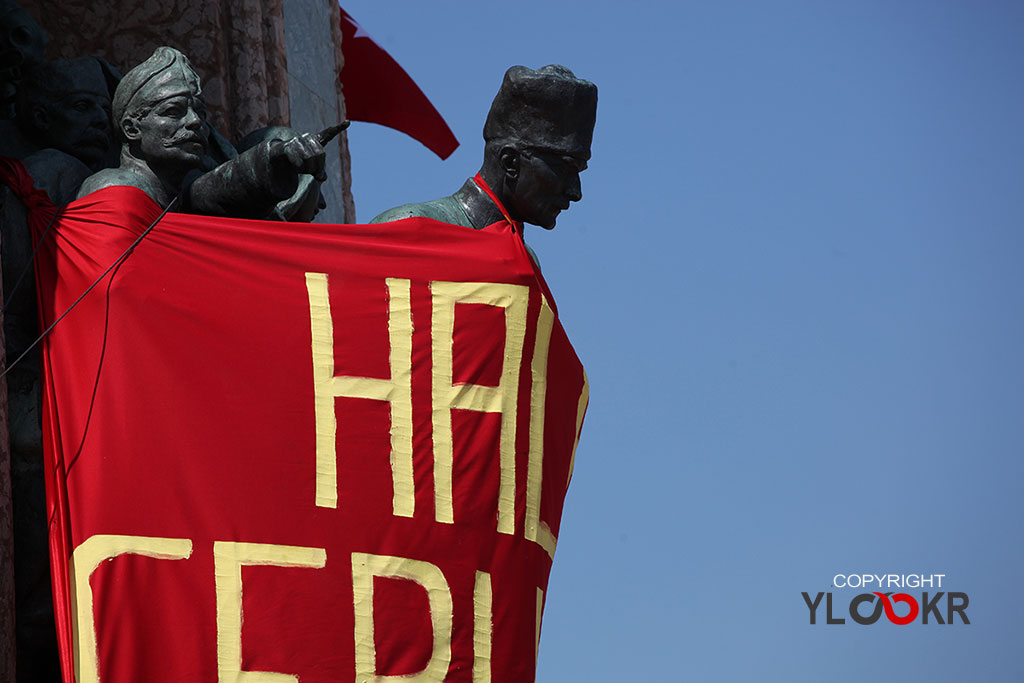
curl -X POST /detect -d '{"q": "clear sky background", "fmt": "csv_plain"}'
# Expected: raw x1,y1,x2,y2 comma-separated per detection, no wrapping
336,2,1024,680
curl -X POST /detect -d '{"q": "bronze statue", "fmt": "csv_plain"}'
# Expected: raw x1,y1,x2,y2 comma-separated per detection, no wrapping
0,54,118,683
2,57,117,402
371,64,597,240
3,47,338,682
14,58,115,170
2,56,117,461
77,47,329,218
0,0,47,120
236,125,329,222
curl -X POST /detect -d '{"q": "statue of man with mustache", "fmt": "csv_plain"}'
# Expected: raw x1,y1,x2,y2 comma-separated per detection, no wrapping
78,46,326,217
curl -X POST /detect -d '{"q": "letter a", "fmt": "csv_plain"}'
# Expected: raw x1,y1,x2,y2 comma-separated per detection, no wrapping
430,281,529,531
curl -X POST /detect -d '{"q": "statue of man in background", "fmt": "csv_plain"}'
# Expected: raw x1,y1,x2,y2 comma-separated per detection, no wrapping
371,64,597,245
1,54,119,683
15,58,114,170
78,46,329,218
0,0,47,122
3,55,116,469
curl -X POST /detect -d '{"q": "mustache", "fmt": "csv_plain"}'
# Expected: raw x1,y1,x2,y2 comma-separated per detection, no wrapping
163,128,206,148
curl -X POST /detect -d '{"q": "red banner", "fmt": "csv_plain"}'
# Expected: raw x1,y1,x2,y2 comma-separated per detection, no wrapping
28,186,587,682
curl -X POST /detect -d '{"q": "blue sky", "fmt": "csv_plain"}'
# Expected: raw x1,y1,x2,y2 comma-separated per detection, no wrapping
338,2,1024,680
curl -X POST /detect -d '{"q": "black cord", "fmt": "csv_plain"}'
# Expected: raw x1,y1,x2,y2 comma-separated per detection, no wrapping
0,194,179,381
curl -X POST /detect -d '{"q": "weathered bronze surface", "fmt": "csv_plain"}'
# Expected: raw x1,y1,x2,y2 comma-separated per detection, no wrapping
0,42,339,682
15,58,116,167
236,125,330,222
77,46,328,218
371,64,597,236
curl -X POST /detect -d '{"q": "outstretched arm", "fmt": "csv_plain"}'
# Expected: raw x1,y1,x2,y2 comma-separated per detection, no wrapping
187,123,347,219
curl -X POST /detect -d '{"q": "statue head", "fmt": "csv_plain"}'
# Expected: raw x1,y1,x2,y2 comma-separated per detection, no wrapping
113,46,209,173
237,125,327,222
0,1,46,70
16,57,113,166
0,0,48,112
482,65,597,229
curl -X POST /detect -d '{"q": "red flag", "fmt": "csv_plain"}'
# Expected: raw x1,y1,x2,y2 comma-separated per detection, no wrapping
338,5,459,159
19,183,588,682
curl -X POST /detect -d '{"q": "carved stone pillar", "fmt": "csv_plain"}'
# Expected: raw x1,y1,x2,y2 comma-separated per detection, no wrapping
282,0,354,222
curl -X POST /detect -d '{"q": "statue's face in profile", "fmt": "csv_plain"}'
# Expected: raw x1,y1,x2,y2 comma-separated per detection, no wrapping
505,146,587,229
43,86,112,166
129,84,209,169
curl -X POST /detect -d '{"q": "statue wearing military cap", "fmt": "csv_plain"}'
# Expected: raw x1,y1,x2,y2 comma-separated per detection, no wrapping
371,64,597,253
78,46,330,218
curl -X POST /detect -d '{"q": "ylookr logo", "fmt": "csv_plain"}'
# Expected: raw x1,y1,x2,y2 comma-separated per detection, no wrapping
803,574,970,626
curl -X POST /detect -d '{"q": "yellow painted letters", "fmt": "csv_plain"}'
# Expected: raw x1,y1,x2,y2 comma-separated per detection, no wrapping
306,273,414,514
213,541,327,682
352,552,453,682
430,281,529,530
71,534,193,683
472,570,493,682
524,297,557,558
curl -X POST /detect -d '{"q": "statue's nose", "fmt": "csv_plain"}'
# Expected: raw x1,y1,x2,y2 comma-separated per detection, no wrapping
92,109,110,130
566,176,582,202
183,108,202,128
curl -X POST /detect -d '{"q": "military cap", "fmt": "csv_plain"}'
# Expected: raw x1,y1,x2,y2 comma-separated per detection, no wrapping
113,46,201,128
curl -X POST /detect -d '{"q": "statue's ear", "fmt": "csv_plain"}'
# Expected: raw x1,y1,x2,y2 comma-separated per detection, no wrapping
122,117,141,141
499,146,520,180
29,105,49,133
